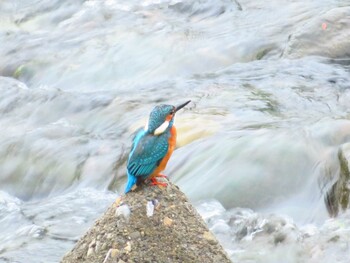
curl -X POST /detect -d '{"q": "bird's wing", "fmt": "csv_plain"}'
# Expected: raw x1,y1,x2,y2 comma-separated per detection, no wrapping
130,127,144,151
127,131,169,178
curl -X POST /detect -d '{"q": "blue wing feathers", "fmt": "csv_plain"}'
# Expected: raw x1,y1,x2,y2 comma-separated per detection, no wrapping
127,130,169,177
125,171,137,193
124,128,169,193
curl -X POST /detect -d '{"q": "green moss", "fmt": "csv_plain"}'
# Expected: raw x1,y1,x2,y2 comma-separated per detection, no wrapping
338,149,350,180
325,149,350,217
256,49,269,60
13,64,34,80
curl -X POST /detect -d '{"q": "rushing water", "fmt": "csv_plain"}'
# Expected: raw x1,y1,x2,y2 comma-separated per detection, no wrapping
1,0,350,262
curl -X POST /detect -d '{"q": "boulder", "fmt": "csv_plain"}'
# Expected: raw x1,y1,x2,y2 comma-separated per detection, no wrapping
61,179,232,263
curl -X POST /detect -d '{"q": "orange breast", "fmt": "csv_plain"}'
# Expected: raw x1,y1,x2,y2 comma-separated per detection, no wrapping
151,126,177,177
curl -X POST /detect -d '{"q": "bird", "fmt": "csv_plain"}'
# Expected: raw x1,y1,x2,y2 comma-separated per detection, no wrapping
124,100,191,193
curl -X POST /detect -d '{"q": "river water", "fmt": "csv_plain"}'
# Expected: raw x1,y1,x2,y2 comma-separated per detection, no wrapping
1,0,350,262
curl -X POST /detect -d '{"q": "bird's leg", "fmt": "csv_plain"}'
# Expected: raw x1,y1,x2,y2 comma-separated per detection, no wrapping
155,173,167,178
149,177,167,187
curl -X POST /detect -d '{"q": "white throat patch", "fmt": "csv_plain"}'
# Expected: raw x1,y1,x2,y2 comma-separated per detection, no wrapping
154,121,170,135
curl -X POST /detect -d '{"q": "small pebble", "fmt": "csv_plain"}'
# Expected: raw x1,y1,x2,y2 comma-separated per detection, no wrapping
146,201,155,217
115,205,131,220
130,231,141,239
124,241,132,253
163,217,173,226
115,196,123,207
101,243,108,250
203,231,216,245
95,241,101,252
87,247,94,257
111,249,120,257
89,239,96,248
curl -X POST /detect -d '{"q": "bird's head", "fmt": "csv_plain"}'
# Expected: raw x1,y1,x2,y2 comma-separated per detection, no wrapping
145,100,191,135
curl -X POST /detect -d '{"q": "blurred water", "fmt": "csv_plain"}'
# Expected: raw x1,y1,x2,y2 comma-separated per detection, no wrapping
1,0,350,262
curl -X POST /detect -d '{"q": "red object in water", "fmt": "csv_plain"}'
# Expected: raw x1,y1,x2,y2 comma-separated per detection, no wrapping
322,22,327,30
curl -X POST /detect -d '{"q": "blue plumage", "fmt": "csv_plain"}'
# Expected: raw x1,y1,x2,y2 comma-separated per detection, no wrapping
124,122,170,193
124,171,137,194
147,105,174,133
124,101,191,193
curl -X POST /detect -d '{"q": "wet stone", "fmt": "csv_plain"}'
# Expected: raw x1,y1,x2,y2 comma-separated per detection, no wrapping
328,235,340,242
274,232,286,244
236,225,248,239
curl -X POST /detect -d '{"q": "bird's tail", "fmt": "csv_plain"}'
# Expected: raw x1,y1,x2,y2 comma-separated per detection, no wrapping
125,172,137,193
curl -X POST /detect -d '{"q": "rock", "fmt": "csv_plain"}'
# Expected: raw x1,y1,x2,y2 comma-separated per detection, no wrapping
163,216,173,226
283,7,350,59
325,144,350,216
203,231,217,245
129,231,141,240
115,204,130,220
110,249,119,257
146,200,155,217
86,247,94,257
95,241,101,252
89,239,96,248
328,235,340,243
61,179,232,263
273,232,286,244
124,241,131,254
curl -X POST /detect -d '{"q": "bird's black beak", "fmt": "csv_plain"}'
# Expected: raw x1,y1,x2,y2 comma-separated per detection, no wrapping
175,100,191,113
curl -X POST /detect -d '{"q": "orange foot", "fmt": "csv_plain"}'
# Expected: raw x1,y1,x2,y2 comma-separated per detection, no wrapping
149,177,167,187
155,173,167,178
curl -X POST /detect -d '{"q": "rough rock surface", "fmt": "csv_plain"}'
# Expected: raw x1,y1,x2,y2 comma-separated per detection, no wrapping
61,179,232,263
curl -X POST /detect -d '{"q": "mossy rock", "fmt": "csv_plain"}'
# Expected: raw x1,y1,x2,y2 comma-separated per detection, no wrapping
325,144,350,216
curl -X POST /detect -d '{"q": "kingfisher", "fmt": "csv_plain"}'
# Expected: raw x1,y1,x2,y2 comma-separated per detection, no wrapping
124,100,191,193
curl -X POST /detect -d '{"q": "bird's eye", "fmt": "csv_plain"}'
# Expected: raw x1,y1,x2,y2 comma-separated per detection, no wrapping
170,109,175,115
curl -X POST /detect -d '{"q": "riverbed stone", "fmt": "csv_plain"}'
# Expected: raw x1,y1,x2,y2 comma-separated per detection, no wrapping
284,7,350,59
325,143,350,216
61,178,231,263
